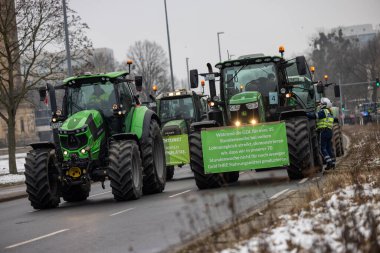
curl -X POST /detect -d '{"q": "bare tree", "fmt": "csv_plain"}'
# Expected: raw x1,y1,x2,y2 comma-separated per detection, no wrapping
126,40,171,100
0,0,92,174
92,48,115,73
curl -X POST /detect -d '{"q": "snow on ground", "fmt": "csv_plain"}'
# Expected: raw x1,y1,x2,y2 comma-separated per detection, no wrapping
221,183,380,253
0,154,26,184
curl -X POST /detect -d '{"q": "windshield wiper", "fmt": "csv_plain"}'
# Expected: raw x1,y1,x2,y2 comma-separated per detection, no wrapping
226,64,249,84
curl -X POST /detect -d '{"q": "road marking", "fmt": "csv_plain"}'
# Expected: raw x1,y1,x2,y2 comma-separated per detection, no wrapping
270,188,289,200
89,191,111,198
169,189,191,198
298,178,308,184
110,208,134,217
5,229,70,249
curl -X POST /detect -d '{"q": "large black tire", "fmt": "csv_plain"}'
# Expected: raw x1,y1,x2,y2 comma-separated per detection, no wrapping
311,121,323,172
108,140,143,201
333,123,344,157
142,120,166,194
189,131,223,189
62,182,90,202
24,149,60,209
285,117,313,180
166,166,175,181
223,172,240,183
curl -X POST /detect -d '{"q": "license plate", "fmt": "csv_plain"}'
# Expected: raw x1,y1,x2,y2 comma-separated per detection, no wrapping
51,122,63,129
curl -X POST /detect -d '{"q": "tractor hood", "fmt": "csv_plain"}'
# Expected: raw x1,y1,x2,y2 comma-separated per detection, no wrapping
162,119,188,136
58,110,105,161
60,110,103,132
229,91,261,105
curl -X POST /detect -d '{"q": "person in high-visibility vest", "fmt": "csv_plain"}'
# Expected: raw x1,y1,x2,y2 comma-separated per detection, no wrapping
308,97,335,170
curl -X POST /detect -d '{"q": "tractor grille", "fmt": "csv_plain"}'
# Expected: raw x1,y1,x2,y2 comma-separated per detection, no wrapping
230,104,259,124
60,134,88,150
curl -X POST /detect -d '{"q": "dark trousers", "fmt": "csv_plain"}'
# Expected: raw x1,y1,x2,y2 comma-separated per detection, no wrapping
319,128,335,165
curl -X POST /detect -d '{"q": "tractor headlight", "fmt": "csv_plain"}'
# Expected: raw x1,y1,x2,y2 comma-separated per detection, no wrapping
80,148,87,154
63,150,68,156
235,120,241,127
246,102,258,110
229,105,240,111
250,119,257,125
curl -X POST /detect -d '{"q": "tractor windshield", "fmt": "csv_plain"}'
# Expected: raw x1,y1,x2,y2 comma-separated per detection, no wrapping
223,62,278,103
159,96,194,123
67,82,117,117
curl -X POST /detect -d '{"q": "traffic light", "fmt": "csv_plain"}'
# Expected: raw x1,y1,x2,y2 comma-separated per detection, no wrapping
376,77,379,87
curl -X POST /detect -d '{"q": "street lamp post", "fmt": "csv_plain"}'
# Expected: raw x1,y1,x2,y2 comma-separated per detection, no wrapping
62,0,72,77
186,57,189,89
217,32,224,62
164,0,175,90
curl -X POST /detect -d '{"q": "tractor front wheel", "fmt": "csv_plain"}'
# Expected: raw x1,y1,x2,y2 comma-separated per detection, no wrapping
166,166,175,181
108,140,143,201
285,117,313,180
333,123,344,157
142,120,166,194
24,149,60,209
189,131,223,189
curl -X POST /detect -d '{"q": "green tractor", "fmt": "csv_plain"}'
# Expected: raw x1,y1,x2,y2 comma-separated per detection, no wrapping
313,75,344,158
189,50,321,189
25,69,166,209
154,89,208,180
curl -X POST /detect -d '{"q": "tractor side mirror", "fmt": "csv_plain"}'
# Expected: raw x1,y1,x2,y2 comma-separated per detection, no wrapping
39,87,47,102
190,69,199,88
135,76,142,92
295,56,307,76
316,82,324,94
149,94,156,102
334,85,340,97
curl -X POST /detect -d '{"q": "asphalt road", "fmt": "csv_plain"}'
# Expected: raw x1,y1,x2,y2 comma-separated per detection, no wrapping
0,167,316,253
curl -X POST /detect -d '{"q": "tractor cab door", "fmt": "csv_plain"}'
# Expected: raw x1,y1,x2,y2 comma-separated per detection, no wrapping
284,58,315,110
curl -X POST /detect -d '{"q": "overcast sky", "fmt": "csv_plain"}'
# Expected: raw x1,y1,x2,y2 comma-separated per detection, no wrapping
70,0,380,83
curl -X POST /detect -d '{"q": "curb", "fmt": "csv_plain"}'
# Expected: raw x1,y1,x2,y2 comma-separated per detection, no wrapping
0,192,28,203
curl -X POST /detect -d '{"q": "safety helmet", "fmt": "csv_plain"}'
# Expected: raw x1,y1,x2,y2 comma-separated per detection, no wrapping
320,97,332,108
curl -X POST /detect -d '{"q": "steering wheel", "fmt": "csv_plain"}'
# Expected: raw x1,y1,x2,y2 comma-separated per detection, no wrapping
245,80,259,91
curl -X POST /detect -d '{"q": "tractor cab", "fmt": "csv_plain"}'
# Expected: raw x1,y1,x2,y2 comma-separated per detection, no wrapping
156,89,207,133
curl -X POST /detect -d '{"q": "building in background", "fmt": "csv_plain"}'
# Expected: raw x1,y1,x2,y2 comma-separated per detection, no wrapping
333,24,379,46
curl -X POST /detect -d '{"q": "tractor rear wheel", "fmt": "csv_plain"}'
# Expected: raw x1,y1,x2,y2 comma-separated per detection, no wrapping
222,172,240,184
333,123,344,157
108,140,143,201
189,131,223,189
24,149,60,209
285,117,313,180
166,166,175,181
62,182,90,202
142,120,166,194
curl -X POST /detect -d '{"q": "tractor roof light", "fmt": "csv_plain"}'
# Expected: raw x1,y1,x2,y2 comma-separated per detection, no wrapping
279,45,285,54
201,80,205,87
324,75,329,82
310,66,315,74
152,85,158,91
127,60,133,65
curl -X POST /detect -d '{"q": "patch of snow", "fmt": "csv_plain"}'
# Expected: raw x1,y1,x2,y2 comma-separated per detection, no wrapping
221,183,380,253
0,174,25,184
0,155,26,184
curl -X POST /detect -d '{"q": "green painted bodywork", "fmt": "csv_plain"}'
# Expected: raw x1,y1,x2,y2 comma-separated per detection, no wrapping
163,120,188,134
63,71,129,85
229,91,266,123
130,106,149,139
59,110,105,161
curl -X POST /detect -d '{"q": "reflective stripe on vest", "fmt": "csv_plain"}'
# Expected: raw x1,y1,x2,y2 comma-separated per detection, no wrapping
316,109,334,129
